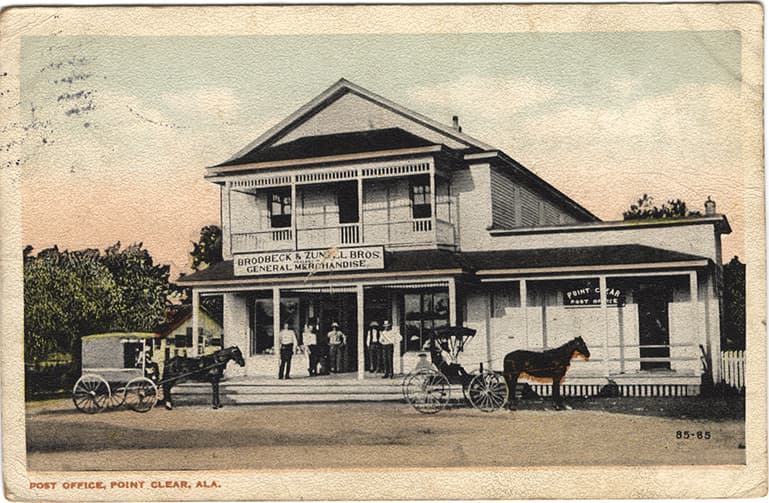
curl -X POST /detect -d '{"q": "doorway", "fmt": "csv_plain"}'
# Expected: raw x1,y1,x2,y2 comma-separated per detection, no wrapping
300,293,358,373
636,284,672,370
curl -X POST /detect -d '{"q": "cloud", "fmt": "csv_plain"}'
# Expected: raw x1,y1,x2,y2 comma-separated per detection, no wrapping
163,86,242,124
408,76,561,120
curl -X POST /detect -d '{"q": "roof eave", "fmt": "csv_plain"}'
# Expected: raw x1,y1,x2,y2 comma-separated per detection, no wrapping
488,215,732,236
205,145,444,179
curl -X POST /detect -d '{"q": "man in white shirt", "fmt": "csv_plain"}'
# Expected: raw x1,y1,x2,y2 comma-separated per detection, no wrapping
278,322,298,379
327,322,347,373
302,323,318,376
380,320,401,378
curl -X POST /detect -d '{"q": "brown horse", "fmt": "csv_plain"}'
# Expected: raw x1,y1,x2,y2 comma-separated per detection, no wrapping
162,346,245,410
503,337,590,410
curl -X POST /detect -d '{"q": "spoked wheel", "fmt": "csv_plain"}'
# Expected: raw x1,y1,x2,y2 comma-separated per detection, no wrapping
72,374,111,414
401,368,433,401
467,371,509,412
108,383,127,409
124,377,158,413
403,369,450,414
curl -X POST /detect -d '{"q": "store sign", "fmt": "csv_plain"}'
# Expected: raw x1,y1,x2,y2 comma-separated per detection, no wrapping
234,246,385,276
564,287,622,305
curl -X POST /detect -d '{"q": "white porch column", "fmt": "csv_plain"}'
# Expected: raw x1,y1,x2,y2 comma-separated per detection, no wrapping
690,270,703,377
272,287,281,366
429,166,437,240
192,289,200,357
291,178,298,249
356,284,365,380
223,293,248,377
357,177,364,244
520,280,528,350
448,278,457,326
600,276,610,377
222,182,232,259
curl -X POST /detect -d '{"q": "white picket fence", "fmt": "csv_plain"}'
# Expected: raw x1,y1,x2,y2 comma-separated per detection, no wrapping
719,350,746,390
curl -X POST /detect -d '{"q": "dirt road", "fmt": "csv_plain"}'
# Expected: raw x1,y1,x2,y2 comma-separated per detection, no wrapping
26,400,744,471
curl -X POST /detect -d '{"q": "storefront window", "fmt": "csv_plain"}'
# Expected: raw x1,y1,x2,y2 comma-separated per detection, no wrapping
403,291,449,352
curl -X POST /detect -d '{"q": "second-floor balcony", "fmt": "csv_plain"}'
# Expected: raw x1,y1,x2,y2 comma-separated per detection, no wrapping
226,169,457,254
231,214,456,253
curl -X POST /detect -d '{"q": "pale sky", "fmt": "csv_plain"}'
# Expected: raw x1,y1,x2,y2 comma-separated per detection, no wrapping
19,31,745,275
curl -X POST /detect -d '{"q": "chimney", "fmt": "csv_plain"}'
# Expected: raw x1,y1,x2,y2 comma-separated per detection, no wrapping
452,115,462,133
704,196,716,216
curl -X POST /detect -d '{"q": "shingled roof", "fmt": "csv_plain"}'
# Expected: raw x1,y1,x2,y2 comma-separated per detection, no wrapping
216,128,452,167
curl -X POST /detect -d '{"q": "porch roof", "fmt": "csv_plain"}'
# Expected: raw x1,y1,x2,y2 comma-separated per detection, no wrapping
177,245,710,287
176,249,467,285
463,244,711,276
215,128,461,167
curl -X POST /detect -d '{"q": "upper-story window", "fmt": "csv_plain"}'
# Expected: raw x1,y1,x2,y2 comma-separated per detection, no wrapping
269,188,291,228
410,175,432,219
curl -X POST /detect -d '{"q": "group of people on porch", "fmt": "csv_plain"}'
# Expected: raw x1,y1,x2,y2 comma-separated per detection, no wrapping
365,320,401,378
276,319,402,379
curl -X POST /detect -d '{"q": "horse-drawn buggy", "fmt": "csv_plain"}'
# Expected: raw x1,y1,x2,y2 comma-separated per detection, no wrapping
401,326,592,414
401,326,509,414
73,332,245,413
72,332,161,413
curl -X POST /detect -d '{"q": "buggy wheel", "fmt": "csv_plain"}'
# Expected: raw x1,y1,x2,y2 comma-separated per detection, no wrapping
404,370,450,414
108,383,127,409
125,377,158,413
72,375,111,414
401,368,433,401
467,371,508,412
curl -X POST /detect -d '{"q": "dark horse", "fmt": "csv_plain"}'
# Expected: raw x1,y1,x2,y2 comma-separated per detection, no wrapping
161,346,245,410
503,337,590,410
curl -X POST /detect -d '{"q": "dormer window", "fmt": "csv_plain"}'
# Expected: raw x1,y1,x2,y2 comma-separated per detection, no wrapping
410,175,432,219
269,188,291,228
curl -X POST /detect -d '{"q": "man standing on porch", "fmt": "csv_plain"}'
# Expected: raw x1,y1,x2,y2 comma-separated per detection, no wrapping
380,320,401,378
327,322,346,373
278,322,298,380
302,322,318,376
366,321,382,373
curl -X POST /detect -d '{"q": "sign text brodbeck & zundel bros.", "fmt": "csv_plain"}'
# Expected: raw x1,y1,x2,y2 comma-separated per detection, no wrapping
234,246,384,276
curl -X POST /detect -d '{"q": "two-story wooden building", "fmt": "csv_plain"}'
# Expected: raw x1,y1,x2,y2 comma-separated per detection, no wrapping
178,79,730,396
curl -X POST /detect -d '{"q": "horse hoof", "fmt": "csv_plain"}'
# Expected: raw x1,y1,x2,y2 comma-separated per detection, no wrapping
164,402,173,410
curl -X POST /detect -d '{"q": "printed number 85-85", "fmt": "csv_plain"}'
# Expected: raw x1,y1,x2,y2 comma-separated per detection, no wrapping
676,431,711,439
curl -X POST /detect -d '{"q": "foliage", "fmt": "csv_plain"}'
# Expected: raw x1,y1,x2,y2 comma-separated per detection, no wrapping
622,194,702,220
722,256,745,350
23,243,171,364
179,225,224,321
190,225,222,272
24,247,119,364
101,242,171,332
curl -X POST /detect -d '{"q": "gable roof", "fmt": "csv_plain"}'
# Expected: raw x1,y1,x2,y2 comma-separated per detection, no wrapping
217,128,446,167
218,78,496,166
157,304,222,336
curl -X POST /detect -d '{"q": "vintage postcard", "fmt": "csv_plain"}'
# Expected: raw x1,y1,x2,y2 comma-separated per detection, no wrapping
0,3,765,501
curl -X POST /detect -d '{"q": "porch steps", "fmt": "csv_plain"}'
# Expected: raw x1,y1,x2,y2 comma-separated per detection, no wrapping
167,375,415,406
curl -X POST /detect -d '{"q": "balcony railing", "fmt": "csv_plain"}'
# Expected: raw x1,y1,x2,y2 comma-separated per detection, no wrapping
232,229,293,253
231,218,455,253
297,223,361,250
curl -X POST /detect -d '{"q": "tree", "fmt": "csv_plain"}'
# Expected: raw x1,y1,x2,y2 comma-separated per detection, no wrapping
24,246,119,364
181,225,224,321
23,243,172,366
623,194,702,220
101,242,171,332
190,225,222,272
722,256,745,350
